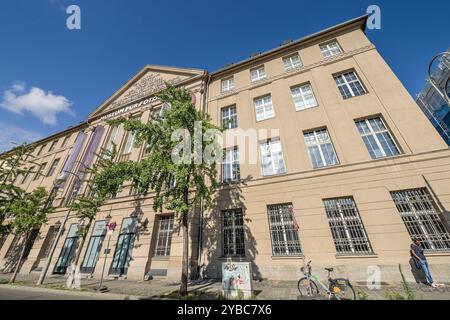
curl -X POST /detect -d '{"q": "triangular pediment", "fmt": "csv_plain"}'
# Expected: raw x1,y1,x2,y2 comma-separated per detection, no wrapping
89,65,205,119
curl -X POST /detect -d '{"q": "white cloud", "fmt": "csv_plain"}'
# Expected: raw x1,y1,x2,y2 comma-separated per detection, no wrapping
0,82,74,125
0,122,42,153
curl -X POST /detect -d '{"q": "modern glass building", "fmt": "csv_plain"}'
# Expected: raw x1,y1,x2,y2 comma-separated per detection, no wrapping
416,50,450,146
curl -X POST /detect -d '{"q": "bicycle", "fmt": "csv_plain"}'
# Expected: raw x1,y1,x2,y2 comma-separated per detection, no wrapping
297,260,356,300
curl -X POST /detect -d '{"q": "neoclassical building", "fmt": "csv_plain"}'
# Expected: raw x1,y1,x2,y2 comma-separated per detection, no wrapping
1,15,450,284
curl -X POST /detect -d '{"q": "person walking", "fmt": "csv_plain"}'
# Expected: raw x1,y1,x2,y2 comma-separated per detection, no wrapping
410,238,437,288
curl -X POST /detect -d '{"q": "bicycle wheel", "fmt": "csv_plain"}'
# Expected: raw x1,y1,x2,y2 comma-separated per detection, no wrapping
297,277,319,297
329,278,356,300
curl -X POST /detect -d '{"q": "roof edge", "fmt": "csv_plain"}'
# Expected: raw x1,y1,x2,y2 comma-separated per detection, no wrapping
211,15,368,77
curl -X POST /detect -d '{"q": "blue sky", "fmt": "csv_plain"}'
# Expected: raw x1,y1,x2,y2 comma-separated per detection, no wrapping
0,0,449,151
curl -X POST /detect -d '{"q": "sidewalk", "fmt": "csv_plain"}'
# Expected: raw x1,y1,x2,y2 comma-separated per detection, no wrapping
1,273,450,300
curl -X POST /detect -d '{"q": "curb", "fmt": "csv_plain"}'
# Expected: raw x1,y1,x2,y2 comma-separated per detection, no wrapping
0,284,143,300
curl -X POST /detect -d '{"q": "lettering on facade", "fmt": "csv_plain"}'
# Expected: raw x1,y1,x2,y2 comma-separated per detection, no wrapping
100,96,158,121
109,73,183,110
99,73,183,120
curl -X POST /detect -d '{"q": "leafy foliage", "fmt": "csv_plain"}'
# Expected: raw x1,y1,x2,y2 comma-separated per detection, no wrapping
105,83,222,215
0,143,38,235
9,187,54,236
69,147,117,237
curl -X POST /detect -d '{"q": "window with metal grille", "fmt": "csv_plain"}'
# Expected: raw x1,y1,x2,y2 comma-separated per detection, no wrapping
304,128,339,169
320,41,342,58
221,105,237,129
222,147,240,183
355,117,400,159
324,197,373,255
291,83,318,111
334,71,367,99
267,203,302,256
391,189,450,251
154,215,174,257
222,209,245,257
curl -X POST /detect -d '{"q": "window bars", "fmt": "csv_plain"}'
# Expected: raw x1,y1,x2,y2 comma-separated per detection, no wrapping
391,188,450,251
267,203,302,256
324,197,373,255
222,209,245,257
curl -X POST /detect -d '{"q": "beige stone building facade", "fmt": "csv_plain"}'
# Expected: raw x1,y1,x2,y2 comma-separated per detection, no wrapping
1,15,450,285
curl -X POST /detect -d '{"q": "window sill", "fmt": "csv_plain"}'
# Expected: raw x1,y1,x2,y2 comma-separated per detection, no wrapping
271,255,304,260
295,105,319,112
261,172,287,179
335,253,378,259
423,251,450,257
255,115,276,123
152,256,170,261
218,256,247,261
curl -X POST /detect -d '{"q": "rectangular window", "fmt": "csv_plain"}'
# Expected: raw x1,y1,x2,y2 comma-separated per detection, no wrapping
48,140,58,152
267,203,301,256
33,163,47,181
254,95,275,122
320,41,342,58
221,105,237,129
110,217,137,275
81,220,107,273
355,117,400,159
222,147,240,183
304,129,339,169
221,77,235,92
122,131,136,155
334,71,367,99
105,126,119,154
47,158,60,177
260,138,286,176
61,135,71,147
21,167,33,184
291,83,318,111
36,144,46,156
391,189,450,251
222,209,245,257
282,53,302,71
154,215,174,257
250,65,266,82
324,197,372,255
54,224,79,274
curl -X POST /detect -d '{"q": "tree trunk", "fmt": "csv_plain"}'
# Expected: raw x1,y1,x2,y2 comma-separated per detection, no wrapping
180,211,189,297
68,220,92,290
10,232,29,284
179,187,189,297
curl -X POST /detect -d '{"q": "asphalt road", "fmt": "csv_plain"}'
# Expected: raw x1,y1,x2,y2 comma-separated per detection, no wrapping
0,286,108,300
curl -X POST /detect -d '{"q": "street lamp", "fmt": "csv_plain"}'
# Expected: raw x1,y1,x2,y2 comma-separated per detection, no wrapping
36,170,82,286
96,213,116,292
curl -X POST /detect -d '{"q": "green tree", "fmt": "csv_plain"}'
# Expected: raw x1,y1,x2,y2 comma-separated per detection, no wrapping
102,84,221,296
0,143,37,236
9,187,54,283
66,147,117,289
